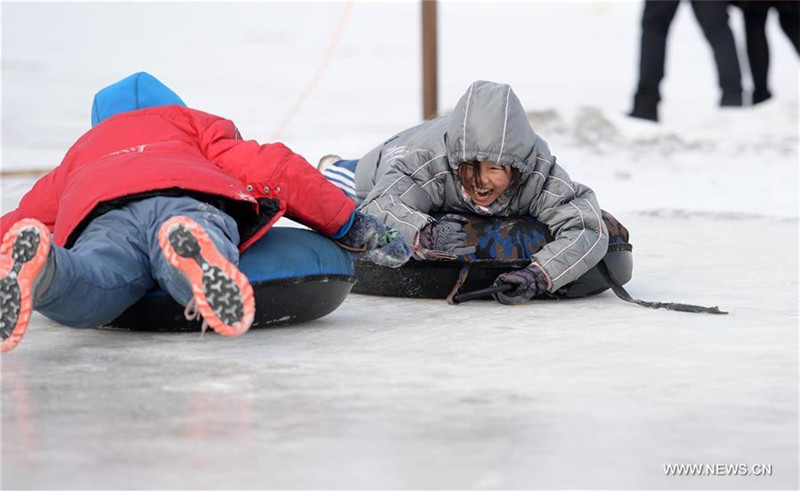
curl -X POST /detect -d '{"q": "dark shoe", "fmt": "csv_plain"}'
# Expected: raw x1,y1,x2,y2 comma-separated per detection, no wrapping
629,92,659,122
1,219,51,352
752,89,772,105
720,92,743,107
159,216,254,336
627,107,658,122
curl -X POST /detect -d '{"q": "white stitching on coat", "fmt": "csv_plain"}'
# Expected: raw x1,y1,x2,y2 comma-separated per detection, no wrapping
542,190,563,199
391,195,429,221
421,170,451,187
541,202,586,268
461,82,476,162
549,176,576,197
374,201,421,232
377,154,447,199
496,87,511,164
399,183,417,199
551,199,605,282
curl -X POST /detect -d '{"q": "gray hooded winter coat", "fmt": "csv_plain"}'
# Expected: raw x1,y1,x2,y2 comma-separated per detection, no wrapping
354,81,608,292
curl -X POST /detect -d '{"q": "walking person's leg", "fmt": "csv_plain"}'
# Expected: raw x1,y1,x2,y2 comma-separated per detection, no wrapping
741,2,772,104
630,0,681,121
775,1,800,55
691,0,744,106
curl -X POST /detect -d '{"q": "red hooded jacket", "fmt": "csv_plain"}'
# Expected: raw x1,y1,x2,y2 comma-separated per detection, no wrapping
1,105,355,250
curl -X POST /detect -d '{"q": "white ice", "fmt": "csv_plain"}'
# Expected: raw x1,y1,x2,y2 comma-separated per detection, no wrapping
1,2,797,489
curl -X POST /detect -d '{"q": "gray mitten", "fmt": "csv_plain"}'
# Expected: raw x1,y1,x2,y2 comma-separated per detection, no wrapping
337,212,411,268
492,262,550,305
418,214,476,258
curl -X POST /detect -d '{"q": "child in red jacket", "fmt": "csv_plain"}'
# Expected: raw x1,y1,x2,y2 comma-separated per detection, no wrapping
0,72,409,352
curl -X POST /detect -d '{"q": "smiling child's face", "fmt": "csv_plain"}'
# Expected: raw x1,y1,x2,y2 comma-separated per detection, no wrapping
459,160,513,207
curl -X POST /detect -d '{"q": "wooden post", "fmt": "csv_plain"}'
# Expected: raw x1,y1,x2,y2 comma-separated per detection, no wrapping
422,0,438,120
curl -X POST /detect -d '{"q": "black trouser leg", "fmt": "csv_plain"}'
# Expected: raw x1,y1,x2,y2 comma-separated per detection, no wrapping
775,1,800,55
631,0,680,120
691,0,743,105
742,3,771,103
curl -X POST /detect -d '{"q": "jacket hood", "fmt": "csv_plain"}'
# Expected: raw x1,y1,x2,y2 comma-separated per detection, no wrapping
91,72,186,127
445,80,551,177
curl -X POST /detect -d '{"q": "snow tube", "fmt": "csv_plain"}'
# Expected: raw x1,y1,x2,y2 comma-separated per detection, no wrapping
108,227,356,331
352,211,632,299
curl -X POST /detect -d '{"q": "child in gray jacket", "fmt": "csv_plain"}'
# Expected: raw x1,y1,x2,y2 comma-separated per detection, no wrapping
319,80,608,305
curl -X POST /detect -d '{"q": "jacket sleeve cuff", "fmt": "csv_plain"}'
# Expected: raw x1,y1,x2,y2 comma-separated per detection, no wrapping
330,211,355,239
530,261,554,292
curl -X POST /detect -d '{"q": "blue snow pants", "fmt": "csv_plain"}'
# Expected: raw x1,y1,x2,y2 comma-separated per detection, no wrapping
35,196,240,328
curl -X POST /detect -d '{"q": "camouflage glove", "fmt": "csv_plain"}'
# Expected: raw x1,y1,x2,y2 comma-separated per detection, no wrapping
418,214,476,259
337,212,411,268
492,262,550,305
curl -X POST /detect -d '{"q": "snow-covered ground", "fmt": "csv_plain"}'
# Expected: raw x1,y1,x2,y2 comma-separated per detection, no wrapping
2,1,797,489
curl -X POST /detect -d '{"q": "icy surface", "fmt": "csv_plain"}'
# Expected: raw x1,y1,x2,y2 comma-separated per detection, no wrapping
1,2,797,489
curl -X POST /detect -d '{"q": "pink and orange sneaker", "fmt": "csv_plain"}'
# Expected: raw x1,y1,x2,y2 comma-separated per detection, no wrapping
1,219,52,353
158,216,254,336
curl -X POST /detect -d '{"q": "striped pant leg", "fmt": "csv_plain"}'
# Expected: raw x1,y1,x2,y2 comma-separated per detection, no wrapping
322,159,359,199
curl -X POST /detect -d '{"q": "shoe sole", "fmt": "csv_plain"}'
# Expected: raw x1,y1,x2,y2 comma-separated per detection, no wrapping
1,219,51,353
158,216,254,336
317,154,342,172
